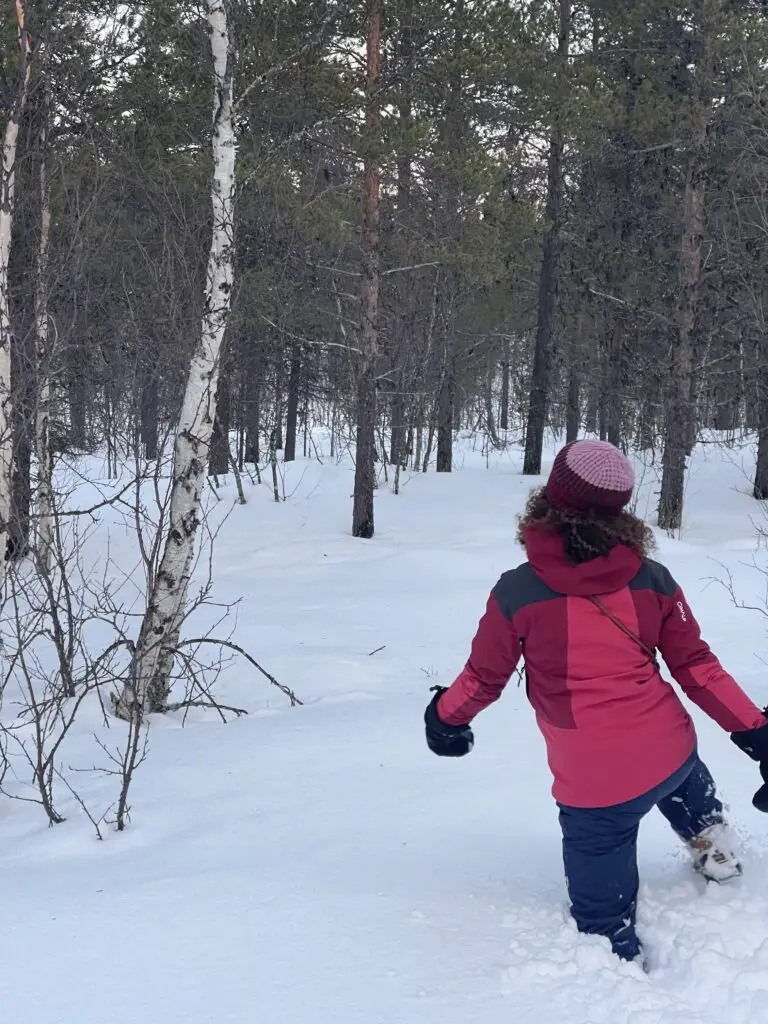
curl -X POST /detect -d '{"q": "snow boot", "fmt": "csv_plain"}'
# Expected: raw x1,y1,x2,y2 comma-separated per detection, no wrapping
686,823,742,883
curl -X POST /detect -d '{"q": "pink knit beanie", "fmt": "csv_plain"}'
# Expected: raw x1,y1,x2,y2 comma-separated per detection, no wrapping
546,440,635,514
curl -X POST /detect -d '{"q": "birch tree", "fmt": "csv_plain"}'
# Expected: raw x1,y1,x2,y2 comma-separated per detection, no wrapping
34,49,53,571
0,0,31,578
115,0,236,717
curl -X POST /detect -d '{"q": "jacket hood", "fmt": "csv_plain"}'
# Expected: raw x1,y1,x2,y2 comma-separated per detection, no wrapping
523,525,642,597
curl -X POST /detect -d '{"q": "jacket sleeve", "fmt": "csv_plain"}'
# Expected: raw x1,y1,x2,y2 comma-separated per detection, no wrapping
437,590,522,725
657,578,766,733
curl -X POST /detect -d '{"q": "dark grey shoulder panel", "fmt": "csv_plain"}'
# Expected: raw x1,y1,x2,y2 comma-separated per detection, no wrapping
630,559,677,597
492,563,561,621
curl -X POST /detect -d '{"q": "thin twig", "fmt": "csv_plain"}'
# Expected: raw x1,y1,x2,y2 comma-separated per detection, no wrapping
587,286,675,327
166,699,248,717
54,766,108,840
176,638,303,705
383,261,440,276
232,14,335,115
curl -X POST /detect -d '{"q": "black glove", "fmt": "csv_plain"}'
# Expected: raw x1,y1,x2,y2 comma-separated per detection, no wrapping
755,762,768,814
424,686,474,757
731,714,768,812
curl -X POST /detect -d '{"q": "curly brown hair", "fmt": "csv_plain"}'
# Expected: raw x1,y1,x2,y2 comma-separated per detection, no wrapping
517,487,655,564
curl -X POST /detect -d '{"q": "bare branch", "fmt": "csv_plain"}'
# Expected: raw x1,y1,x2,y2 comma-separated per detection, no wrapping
176,637,303,706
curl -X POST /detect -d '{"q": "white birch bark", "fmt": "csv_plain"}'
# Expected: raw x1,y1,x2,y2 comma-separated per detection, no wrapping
0,3,31,584
115,0,236,717
35,88,54,572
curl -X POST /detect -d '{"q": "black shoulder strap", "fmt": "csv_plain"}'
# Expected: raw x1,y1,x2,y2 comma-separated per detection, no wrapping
588,596,660,671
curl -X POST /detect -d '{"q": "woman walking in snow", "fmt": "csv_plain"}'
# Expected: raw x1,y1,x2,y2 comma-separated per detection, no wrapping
424,439,768,966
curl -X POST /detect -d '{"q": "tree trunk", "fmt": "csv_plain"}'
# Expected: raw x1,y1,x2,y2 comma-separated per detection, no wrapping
598,398,608,441
638,385,658,451
273,369,284,451
745,338,761,431
68,353,87,448
753,385,768,499
658,8,714,531
115,0,236,718
0,5,30,569
302,385,309,458
453,387,462,433
140,371,159,461
209,374,231,478
713,342,741,431
283,345,301,462
8,327,33,559
755,344,768,498
436,362,454,473
105,381,116,479
585,390,598,435
566,365,580,443
389,389,406,466
245,379,260,464
500,338,510,431
352,0,381,539
237,416,245,471
485,351,501,448
523,0,570,475
605,319,624,448
35,105,53,570
423,414,436,473
754,385,768,500
388,16,413,471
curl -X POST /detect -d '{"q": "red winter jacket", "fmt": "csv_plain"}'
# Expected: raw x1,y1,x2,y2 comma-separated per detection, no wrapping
438,526,766,808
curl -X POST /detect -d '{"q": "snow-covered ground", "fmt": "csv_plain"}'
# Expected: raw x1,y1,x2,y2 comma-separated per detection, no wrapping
5,434,768,1024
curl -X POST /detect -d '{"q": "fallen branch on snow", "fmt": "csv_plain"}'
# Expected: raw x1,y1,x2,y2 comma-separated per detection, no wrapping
176,638,303,706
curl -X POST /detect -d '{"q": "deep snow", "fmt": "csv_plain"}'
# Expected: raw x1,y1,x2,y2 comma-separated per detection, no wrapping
4,435,768,1023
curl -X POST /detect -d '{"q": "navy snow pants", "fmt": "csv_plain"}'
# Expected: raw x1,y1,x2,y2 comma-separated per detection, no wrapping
558,751,723,960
